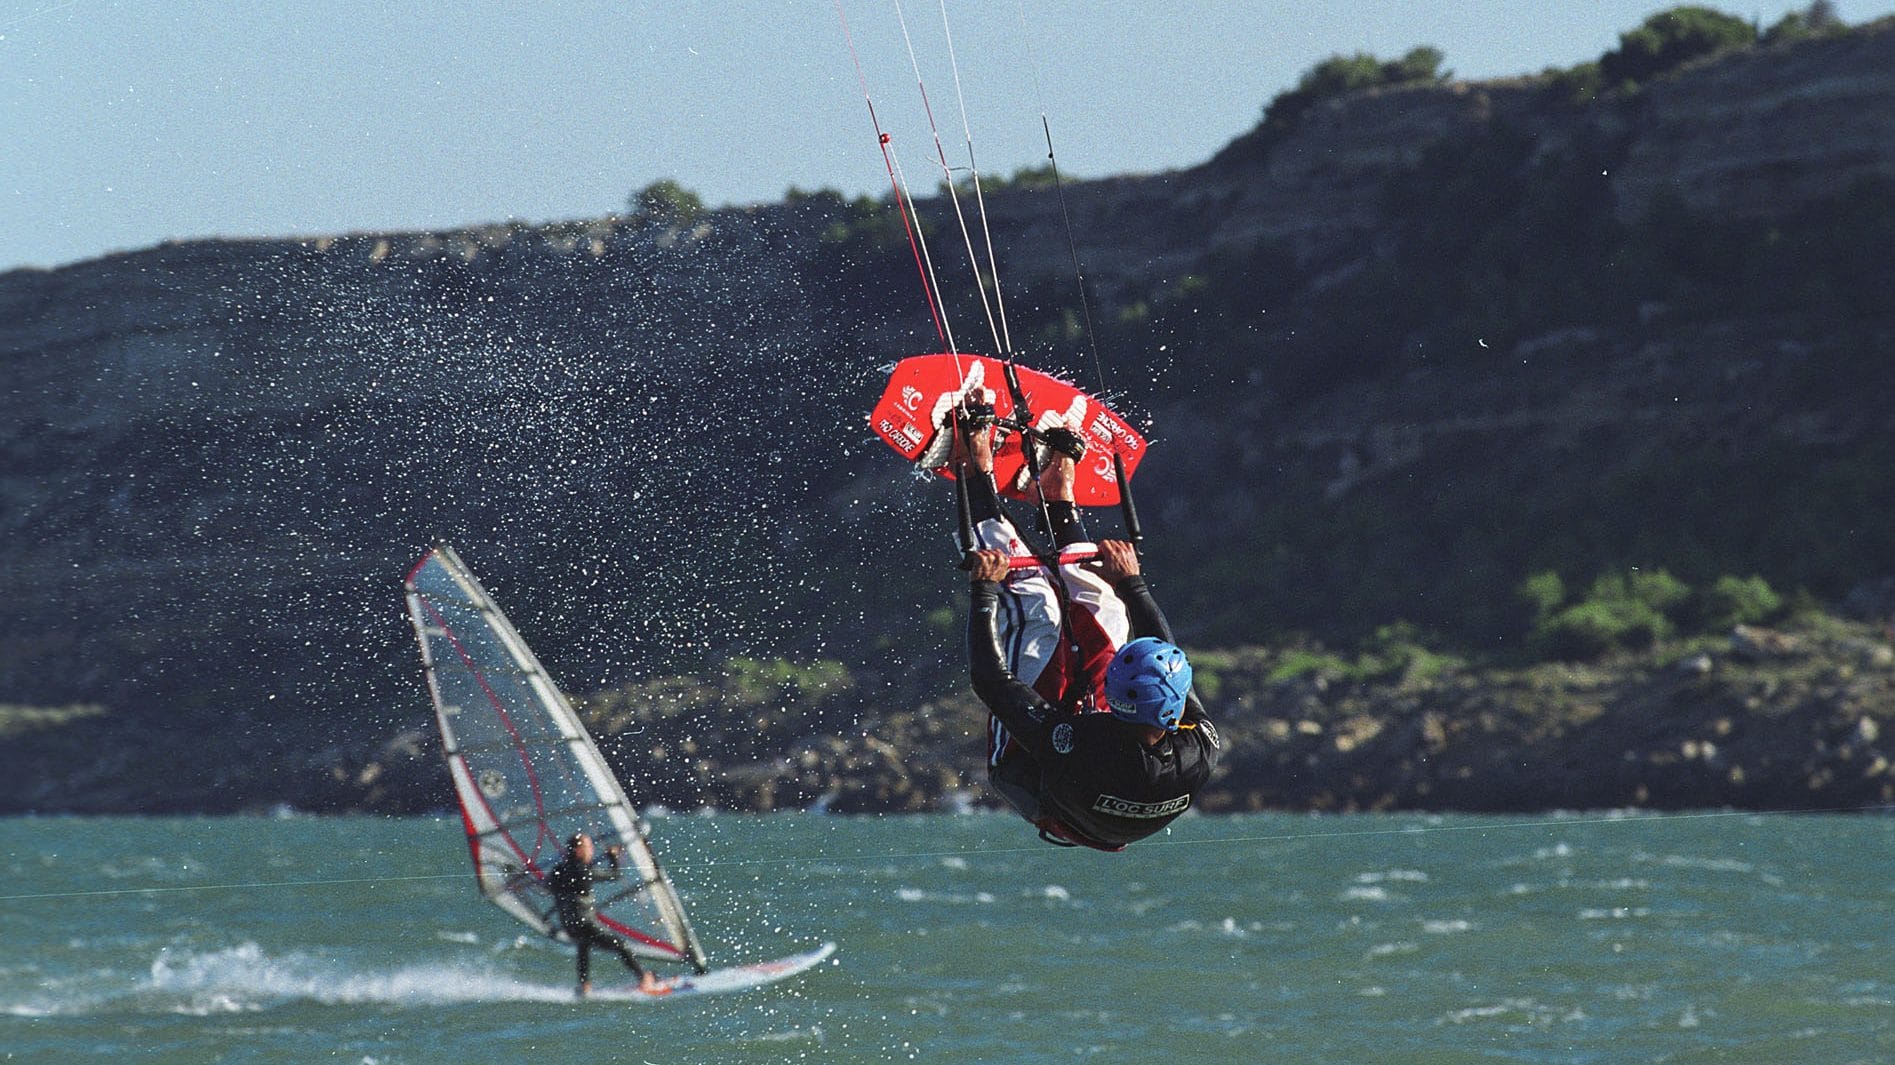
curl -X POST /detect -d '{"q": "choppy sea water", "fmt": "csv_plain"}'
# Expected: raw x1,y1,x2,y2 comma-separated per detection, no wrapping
1,811,1889,1064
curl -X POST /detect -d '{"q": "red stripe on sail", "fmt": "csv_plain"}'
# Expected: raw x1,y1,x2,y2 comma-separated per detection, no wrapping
420,589,557,872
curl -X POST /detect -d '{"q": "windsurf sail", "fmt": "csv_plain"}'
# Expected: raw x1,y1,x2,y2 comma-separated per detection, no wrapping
403,545,709,973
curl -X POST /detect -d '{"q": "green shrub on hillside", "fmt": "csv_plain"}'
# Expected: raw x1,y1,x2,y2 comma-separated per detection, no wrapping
723,657,854,701
1701,574,1785,629
1361,621,1465,681
1592,569,1693,615
1268,648,1355,683
1540,4,1850,102
940,163,1066,198
1214,45,1448,168
1538,597,1673,659
630,178,705,227
1264,46,1449,133
783,186,846,210
1599,6,1757,89
1542,61,1606,104
1763,1,1845,44
818,193,919,249
1267,623,1463,683
1516,571,1567,623
1522,568,1796,659
1529,567,1690,659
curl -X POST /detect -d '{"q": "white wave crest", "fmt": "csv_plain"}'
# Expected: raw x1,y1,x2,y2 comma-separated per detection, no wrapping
146,942,580,1008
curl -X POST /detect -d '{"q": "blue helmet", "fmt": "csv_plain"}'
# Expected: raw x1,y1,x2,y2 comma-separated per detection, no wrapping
1105,637,1193,731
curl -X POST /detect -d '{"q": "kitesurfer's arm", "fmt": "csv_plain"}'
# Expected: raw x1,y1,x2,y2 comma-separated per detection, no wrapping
1093,541,1210,727
1090,540,1176,643
967,550,1060,754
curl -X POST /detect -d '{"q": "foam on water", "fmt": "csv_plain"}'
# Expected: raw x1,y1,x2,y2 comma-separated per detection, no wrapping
1353,869,1429,884
893,887,995,905
148,942,588,1009
0,942,617,1016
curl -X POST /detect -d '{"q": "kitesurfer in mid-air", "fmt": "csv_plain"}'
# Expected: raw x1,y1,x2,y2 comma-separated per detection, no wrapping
949,395,1220,850
545,832,667,997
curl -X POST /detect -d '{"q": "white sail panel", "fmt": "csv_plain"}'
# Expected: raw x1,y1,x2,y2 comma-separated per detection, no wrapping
403,546,707,971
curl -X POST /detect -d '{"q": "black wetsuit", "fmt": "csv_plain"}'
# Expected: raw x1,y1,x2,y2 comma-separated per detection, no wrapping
544,849,646,985
968,540,1221,850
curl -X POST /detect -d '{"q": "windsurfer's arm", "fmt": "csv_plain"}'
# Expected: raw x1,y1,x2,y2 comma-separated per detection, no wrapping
968,551,1058,754
591,847,624,882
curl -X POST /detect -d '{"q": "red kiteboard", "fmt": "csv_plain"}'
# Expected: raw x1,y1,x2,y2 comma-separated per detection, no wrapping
869,353,1147,507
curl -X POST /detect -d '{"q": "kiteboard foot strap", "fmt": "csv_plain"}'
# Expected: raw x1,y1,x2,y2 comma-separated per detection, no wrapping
1030,425,1088,466
914,394,998,471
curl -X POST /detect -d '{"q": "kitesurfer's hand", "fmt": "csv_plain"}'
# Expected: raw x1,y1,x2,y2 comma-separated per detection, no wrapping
970,549,1010,584
605,844,623,861
1091,540,1140,582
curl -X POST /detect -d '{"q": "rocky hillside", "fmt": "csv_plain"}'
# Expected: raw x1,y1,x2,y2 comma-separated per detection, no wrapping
2,16,1893,814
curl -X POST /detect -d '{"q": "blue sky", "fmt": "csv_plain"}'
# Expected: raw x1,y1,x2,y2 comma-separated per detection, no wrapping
3,0,1888,272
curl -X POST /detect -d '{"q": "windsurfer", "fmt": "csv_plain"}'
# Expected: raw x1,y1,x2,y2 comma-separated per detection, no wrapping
546,833,667,997
949,398,1221,849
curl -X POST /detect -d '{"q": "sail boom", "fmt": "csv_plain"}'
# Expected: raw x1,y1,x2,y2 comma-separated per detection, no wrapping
447,735,614,760
470,799,639,841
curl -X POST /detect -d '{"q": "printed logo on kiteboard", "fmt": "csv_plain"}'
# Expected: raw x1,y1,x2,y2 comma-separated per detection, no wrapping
876,416,926,452
868,353,1148,507
1087,410,1141,454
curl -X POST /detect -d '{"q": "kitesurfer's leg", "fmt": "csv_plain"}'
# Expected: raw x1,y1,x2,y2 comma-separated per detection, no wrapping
945,392,1063,686
575,936,593,996
949,390,1008,531
1033,451,1089,548
1032,447,1128,711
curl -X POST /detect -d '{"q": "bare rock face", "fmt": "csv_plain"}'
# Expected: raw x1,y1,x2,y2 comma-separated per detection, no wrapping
972,81,1532,301
1229,83,1506,266
1613,25,1895,221
995,21,1895,293
3,24,1895,813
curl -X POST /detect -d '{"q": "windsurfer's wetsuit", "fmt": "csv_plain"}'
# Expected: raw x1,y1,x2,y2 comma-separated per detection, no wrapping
962,470,1221,850
544,848,647,986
